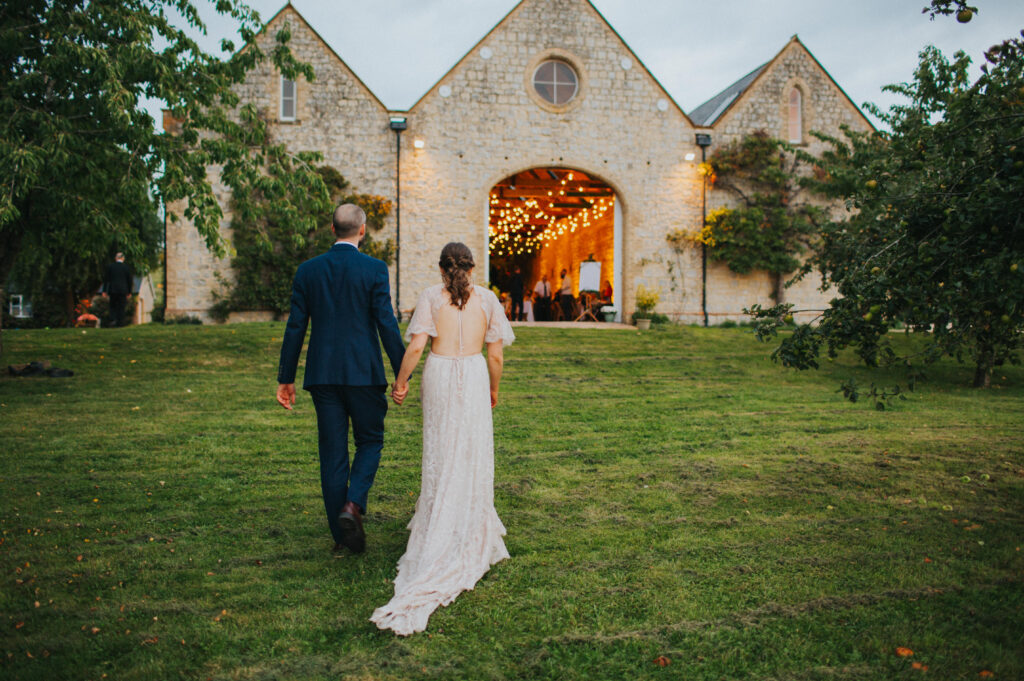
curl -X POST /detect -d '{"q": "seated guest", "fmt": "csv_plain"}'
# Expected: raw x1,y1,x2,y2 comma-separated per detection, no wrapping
600,279,613,303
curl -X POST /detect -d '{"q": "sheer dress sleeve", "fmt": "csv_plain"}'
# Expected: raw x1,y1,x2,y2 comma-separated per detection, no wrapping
405,287,438,342
483,288,515,346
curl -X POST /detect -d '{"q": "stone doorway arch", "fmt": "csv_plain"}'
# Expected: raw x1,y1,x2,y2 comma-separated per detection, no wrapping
485,167,622,322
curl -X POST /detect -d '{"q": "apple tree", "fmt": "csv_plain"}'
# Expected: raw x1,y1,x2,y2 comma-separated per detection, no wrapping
748,38,1024,396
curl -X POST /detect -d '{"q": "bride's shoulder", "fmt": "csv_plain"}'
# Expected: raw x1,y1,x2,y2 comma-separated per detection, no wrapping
419,283,445,299
474,284,497,301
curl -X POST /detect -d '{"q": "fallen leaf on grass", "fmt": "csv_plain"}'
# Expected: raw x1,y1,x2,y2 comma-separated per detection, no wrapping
896,647,914,657
912,661,929,671
653,656,671,667
979,672,993,678
141,636,158,646
15,622,24,629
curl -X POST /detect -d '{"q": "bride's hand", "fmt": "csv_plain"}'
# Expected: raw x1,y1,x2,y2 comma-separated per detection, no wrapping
490,389,498,408
391,382,409,405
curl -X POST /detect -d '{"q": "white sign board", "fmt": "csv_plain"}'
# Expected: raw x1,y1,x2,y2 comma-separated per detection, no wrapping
579,261,601,292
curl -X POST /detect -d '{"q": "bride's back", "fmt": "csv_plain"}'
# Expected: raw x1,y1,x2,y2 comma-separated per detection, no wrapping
431,288,487,356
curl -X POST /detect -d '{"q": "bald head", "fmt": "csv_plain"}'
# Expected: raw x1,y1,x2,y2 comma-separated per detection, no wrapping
332,204,366,238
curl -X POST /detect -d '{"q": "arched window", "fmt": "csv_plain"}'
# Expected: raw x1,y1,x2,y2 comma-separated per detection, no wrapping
788,87,802,144
280,76,296,122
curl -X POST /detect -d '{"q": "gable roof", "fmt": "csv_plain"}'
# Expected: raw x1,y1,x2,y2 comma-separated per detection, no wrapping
405,0,695,125
688,36,875,131
688,62,768,127
258,4,388,111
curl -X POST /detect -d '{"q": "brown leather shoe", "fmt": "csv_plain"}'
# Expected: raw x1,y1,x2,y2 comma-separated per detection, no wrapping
337,501,365,553
332,542,344,554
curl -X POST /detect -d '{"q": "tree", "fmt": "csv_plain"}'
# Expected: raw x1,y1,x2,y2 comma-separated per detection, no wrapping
9,198,163,327
211,113,394,321
688,131,824,303
748,39,1024,396
924,1,979,23
0,0,311,352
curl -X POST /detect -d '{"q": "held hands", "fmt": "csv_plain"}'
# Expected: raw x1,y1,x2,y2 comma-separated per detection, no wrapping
391,381,409,405
490,389,499,409
276,383,296,410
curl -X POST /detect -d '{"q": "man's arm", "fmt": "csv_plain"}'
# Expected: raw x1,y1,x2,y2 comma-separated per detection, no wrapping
371,263,405,379
121,266,133,298
276,269,309,408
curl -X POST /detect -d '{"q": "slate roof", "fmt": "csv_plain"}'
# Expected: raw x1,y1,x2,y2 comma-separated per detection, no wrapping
688,62,769,127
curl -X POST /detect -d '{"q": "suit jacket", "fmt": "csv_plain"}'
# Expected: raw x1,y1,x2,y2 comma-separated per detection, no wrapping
277,243,405,389
104,261,133,296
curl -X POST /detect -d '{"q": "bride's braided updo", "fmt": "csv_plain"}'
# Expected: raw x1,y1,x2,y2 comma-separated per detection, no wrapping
439,242,475,310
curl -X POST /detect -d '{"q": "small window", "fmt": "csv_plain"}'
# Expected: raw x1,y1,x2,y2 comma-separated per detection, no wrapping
9,294,31,318
280,76,296,121
788,87,803,144
533,60,578,106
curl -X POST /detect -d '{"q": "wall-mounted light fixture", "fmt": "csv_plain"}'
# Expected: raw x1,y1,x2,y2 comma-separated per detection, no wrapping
389,116,408,320
684,152,696,161
413,139,425,149
695,133,713,327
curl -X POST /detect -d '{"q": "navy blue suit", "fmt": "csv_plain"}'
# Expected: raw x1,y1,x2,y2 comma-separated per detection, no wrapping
277,242,405,544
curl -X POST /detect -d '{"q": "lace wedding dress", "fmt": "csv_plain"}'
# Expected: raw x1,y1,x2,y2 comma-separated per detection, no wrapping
371,284,515,636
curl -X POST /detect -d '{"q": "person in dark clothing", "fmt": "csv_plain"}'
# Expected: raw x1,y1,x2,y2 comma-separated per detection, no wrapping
509,266,525,321
276,203,405,555
533,273,552,321
103,252,133,327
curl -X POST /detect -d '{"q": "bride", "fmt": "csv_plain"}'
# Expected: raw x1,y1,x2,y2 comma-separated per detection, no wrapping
371,242,515,636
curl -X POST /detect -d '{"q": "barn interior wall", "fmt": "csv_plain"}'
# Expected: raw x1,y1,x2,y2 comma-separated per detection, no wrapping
527,205,615,300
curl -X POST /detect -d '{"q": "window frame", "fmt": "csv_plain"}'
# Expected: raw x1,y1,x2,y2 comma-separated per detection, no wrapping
788,87,803,145
9,294,31,318
280,75,297,122
532,59,579,107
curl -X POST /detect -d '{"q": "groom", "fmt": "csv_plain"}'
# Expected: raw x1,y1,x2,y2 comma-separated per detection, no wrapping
276,203,405,554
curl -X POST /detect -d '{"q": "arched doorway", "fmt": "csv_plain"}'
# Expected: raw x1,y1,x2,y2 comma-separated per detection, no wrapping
486,168,622,322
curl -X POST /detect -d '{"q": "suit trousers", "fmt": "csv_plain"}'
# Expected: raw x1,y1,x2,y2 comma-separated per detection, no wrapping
510,295,523,322
308,385,388,544
535,297,551,321
109,294,128,327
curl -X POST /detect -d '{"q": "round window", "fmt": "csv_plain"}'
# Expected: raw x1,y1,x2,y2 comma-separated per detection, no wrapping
532,60,578,106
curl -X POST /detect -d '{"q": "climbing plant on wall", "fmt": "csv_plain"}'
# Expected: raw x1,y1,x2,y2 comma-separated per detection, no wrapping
687,130,825,303
211,109,393,320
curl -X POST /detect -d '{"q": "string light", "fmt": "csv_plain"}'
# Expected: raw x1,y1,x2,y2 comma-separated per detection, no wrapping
487,193,614,257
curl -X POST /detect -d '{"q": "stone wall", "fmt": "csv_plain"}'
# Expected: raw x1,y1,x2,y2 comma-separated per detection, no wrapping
165,6,397,321
165,1,872,326
700,38,874,323
398,0,702,320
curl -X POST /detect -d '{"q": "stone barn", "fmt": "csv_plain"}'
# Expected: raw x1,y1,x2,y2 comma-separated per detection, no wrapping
165,0,873,323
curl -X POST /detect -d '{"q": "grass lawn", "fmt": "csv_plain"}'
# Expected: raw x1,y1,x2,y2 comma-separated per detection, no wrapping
1,322,1022,680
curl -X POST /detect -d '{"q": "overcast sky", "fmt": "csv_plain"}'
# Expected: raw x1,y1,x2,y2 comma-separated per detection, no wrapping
153,0,1024,126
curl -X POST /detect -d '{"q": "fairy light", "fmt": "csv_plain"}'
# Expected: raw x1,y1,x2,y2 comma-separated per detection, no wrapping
487,194,614,257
